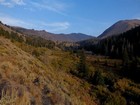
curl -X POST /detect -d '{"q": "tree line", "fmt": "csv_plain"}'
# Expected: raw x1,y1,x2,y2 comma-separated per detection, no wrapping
0,27,55,49
78,26,140,82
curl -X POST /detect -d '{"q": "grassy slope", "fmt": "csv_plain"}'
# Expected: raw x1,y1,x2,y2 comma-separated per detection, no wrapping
86,55,140,105
0,36,97,105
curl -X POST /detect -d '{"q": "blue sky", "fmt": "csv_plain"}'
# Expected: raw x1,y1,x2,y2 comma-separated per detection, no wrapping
0,0,140,36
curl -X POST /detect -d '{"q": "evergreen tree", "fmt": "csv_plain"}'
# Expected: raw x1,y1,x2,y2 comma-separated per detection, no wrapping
122,48,129,66
78,50,89,78
92,70,104,85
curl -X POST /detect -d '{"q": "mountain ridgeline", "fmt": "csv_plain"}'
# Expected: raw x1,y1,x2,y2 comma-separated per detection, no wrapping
98,19,140,39
11,26,93,42
78,19,140,49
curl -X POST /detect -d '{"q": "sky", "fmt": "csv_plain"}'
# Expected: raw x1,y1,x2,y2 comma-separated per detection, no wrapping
0,0,140,36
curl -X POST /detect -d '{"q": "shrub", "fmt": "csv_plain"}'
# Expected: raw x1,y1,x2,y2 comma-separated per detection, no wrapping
104,93,126,105
92,70,105,85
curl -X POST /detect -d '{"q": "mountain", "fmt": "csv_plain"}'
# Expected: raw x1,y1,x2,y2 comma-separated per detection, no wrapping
1,20,140,105
98,19,140,39
11,26,93,42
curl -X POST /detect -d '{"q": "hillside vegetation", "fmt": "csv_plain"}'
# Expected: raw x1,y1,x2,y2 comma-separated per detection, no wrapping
0,25,97,104
72,25,140,105
0,21,140,105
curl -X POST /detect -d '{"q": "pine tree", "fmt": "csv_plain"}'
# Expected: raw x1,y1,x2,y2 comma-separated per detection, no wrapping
122,48,129,66
78,50,89,78
92,70,104,85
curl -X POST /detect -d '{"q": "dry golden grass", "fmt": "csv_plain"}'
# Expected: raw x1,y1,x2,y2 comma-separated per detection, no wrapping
115,78,140,94
0,36,97,105
0,87,30,105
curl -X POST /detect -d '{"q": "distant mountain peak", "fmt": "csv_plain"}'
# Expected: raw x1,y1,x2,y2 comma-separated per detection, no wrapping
98,19,140,38
11,26,93,42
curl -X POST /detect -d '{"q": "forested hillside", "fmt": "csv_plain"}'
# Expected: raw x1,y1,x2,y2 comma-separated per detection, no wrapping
80,26,140,59
63,25,140,105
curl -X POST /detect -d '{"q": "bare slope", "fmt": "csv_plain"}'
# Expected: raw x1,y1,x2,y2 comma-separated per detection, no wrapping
98,19,140,39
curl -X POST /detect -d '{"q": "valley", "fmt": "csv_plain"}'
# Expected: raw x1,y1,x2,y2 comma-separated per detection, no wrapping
0,19,140,105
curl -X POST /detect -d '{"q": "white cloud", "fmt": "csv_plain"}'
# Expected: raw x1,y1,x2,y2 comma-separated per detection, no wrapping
30,1,67,15
11,0,25,5
0,15,33,28
43,22,70,28
0,2,13,7
0,0,25,7
0,0,68,15
41,22,70,32
24,7,34,12
0,13,70,32
134,17,140,20
0,0,12,7
0,0,5,2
